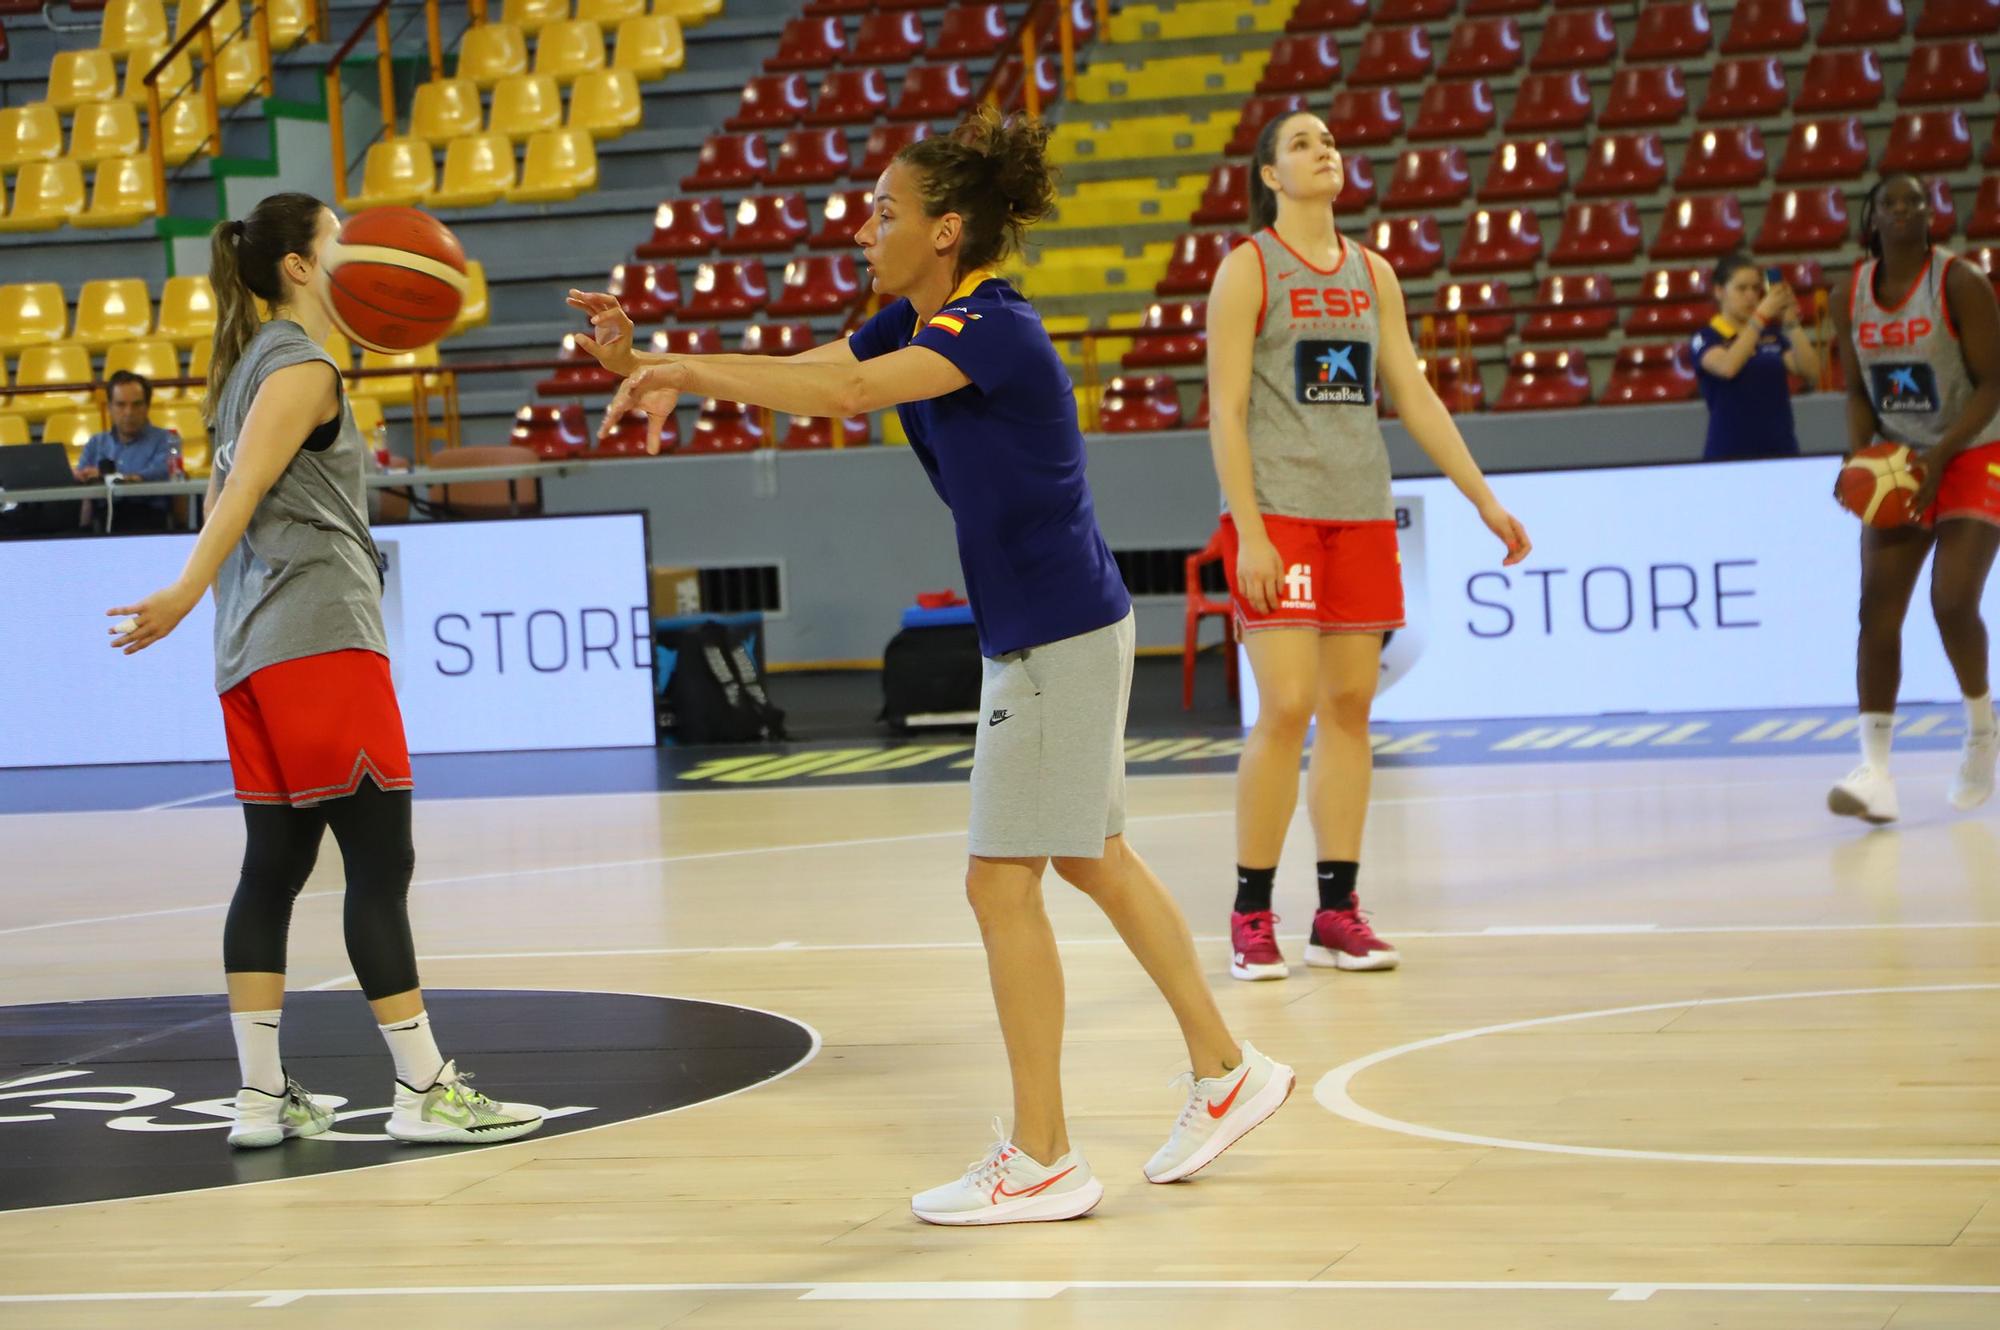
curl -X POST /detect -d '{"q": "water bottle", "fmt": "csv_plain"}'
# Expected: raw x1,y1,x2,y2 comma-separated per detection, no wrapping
167,441,184,481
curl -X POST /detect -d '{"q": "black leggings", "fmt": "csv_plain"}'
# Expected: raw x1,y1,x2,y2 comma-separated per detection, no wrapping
222,778,421,1000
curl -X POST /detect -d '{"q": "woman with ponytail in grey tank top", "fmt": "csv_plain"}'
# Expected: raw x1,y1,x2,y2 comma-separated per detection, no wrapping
1207,111,1531,983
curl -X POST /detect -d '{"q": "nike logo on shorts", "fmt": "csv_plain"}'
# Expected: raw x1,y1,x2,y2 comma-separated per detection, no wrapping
988,709,1013,727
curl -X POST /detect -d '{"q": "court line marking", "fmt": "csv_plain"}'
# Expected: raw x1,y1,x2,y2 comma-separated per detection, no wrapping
1313,982,2000,1168
139,787,236,812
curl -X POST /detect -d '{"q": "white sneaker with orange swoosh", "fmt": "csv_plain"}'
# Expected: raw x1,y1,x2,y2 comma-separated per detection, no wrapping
911,1119,1104,1225
1143,1040,1294,1184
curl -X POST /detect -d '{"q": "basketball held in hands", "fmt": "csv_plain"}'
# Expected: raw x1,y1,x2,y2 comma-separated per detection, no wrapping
1836,444,1926,528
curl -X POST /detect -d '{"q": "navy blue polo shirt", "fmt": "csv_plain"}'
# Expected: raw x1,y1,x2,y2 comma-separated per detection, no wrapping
1689,315,1800,461
848,272,1131,658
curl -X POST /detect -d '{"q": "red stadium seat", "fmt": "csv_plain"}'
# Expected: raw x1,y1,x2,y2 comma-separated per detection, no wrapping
1479,138,1567,202
607,261,679,323
1375,0,1454,19
850,11,927,64
1411,78,1496,141
855,121,930,177
1229,94,1312,155
808,68,890,124
1368,215,1445,276
1328,86,1405,145
1496,349,1592,411
1770,258,1828,292
989,54,1059,115
681,260,771,321
1336,153,1379,212
1191,163,1251,226
1988,116,2000,167
1970,178,2000,240
534,337,618,398
1158,232,1247,296
681,134,768,190
1900,41,1990,104
1624,266,1712,335
892,61,975,119
1505,71,1592,132
1466,0,1538,10
1754,187,1849,253
1531,8,1617,69
1629,2,1713,61
739,321,818,355
650,327,725,357
1882,109,1974,173
767,128,851,184
766,16,847,71
768,254,863,315
1653,195,1747,258
1819,0,1907,45
1440,17,1524,79
636,196,728,257
1964,246,2000,286
1421,354,1485,414
1384,146,1472,210
1675,125,1769,189
1036,0,1097,51
1550,198,1644,266
720,192,810,254
1600,66,1688,128
1577,133,1667,197
1523,272,1617,341
1350,26,1433,86
1602,343,1698,405
726,74,811,130
1258,34,1343,92
1721,0,1809,50
807,0,874,12
1699,56,1788,120
811,189,872,248
1452,207,1544,273
1774,117,1871,182
1797,49,1886,111
930,3,1009,57
781,415,869,450
1099,375,1183,433
1121,301,1207,368
1434,280,1516,344
1926,177,1959,239
511,403,590,457
689,399,768,453
1287,0,1370,28
1916,0,2000,36
592,407,674,458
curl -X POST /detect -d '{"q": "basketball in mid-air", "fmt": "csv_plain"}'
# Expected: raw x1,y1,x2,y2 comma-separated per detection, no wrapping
1836,443,1925,528
324,207,468,353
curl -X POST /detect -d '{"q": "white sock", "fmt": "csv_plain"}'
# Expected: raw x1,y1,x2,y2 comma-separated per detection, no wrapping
1860,712,1895,770
230,1008,284,1095
379,1010,445,1090
1966,693,1997,737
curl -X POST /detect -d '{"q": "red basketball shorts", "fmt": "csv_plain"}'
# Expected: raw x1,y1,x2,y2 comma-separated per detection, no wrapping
1929,440,2000,528
1221,513,1405,634
221,649,413,807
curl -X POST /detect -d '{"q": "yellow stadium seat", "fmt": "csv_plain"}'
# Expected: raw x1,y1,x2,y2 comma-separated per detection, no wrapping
1107,0,1289,43
448,259,490,335
103,338,185,400
157,274,216,345
100,0,171,56
0,104,64,173
174,0,241,38
153,402,208,472
0,415,29,447
267,0,313,49
41,410,99,465
457,22,530,90
1074,52,1267,106
351,345,439,406
654,0,720,29
213,37,264,106
67,101,144,166
0,160,87,232
488,74,564,140
11,344,94,422
158,92,214,164
185,335,211,399
72,278,154,351
1051,113,1232,167
47,50,120,111
577,0,646,20
123,44,194,102
507,127,596,203
352,137,435,208
534,19,607,83
75,155,157,229
431,132,516,208
502,0,569,32
0,283,67,353
612,16,684,79
409,78,483,146
567,68,641,139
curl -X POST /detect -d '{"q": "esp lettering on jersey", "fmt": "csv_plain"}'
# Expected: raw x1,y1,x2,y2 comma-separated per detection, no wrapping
1869,362,1941,414
1294,339,1374,406
1287,286,1373,322
1855,316,1934,350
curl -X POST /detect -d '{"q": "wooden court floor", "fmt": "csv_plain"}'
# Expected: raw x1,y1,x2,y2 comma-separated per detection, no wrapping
3,750,1998,1329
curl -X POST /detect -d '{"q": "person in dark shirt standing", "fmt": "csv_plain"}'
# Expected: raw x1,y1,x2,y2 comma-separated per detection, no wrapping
1688,255,1820,460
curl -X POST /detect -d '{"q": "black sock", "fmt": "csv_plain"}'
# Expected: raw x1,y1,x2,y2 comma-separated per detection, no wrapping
1316,860,1358,913
1233,865,1276,914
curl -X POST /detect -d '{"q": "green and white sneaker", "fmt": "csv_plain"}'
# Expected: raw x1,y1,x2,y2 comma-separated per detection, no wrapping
1143,1041,1294,1183
385,1060,544,1145
228,1075,337,1149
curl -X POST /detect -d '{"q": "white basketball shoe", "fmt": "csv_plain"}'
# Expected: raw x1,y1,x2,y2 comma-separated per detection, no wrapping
227,1075,337,1149
1143,1041,1295,1184
911,1120,1104,1225
1828,765,1899,824
385,1060,544,1145
1949,730,1998,811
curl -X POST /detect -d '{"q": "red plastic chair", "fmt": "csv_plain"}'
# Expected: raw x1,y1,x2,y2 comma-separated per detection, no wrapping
1969,178,2000,240
681,134,769,191
739,321,817,355
929,3,1009,57
892,61,974,119
1577,133,1667,197
1191,164,1250,226
688,399,768,453
1413,354,1485,414
1374,0,1455,19
1531,8,1617,69
781,415,869,450
1926,178,1959,240
534,336,618,397
1881,109,1974,173
1675,125,1769,190
511,403,590,458
1721,0,1809,50
855,121,930,178
766,16,847,71
606,261,679,323
726,74,811,130
1916,0,2000,36
1287,0,1369,28
1036,0,1096,51
1900,41,1990,104
1602,343,1698,405
1773,117,1871,182
767,127,851,184
1122,301,1208,368
1623,266,1711,335
1754,187,1850,253
1384,146,1472,211
1550,199,1644,266
1229,94,1312,155
1479,138,1567,202
591,407,675,457
720,192,810,254
1797,49,1886,111
1336,154,1379,212
1158,232,1246,296
1699,56,1788,120
1629,2,1713,61
806,0,874,11
768,254,864,316
1411,78,1496,141
1495,350,1592,411
1988,116,2000,167
989,53,1058,115
1257,34,1343,92
1440,17,1523,78
1433,280,1516,344
1505,71,1592,132
811,189,873,248
807,68,890,124
1652,195,1747,258
1368,215,1445,277
1182,527,1238,712
681,260,771,321
1099,375,1183,433
1523,272,1617,341
636,196,727,257
850,10,926,63
649,327,725,358
1600,66,1688,128
1452,207,1544,273
1327,86,1405,145
1819,0,1907,45
1350,25,1433,85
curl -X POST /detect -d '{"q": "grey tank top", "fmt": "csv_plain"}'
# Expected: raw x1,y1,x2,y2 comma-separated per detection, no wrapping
210,319,386,694
1237,227,1393,523
1848,247,1980,450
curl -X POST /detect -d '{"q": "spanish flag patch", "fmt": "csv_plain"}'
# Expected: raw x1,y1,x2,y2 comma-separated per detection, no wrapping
927,312,969,336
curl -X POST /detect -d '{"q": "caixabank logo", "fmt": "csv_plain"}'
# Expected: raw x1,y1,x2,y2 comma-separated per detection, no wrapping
1294,340,1375,406
0,989,816,1212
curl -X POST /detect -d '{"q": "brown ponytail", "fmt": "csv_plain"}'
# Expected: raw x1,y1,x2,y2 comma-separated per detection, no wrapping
895,104,1057,278
203,191,325,428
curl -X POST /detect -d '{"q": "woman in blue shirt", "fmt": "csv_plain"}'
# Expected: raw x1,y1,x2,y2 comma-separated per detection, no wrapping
568,107,1292,1225
1689,254,1820,460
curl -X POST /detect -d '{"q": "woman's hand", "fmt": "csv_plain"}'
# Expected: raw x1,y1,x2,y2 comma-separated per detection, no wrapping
1755,285,1790,325
1479,500,1532,566
604,361,690,455
1908,446,1947,520
565,289,638,378
1234,532,1283,615
106,581,201,655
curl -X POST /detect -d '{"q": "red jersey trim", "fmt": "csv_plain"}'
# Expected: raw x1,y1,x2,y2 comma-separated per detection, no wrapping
1249,237,1267,335
1941,254,1963,340
1262,225,1346,277
1871,248,1935,317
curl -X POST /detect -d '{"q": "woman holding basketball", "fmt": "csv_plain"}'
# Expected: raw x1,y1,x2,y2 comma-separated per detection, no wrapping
1207,111,1530,983
572,107,1292,1225
107,192,543,1149
1827,174,2000,823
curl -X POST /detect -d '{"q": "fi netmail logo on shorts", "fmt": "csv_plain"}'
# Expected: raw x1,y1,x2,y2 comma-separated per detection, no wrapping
1294,340,1374,407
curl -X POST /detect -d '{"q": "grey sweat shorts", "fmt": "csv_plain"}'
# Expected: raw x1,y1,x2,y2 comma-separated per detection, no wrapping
967,610,1135,860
